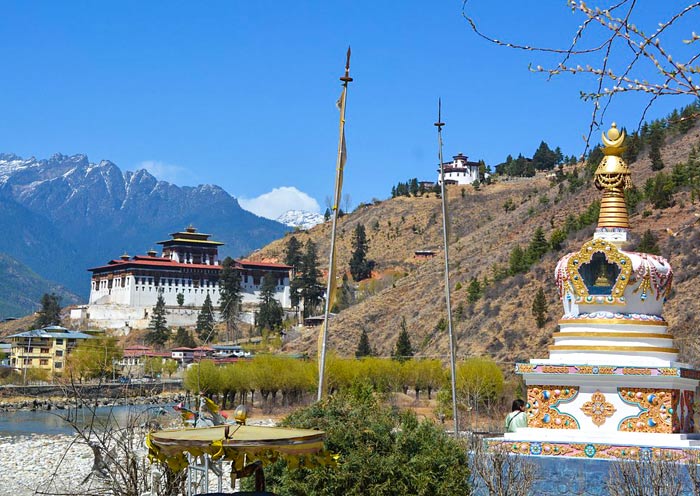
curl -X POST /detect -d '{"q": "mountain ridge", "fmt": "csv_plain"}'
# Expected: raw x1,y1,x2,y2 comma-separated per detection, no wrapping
0,153,290,310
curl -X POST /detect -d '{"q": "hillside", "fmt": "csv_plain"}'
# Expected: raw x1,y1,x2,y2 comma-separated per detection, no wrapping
0,253,80,319
252,124,700,369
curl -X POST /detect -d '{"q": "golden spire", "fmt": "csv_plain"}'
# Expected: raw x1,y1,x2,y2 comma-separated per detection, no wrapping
594,123,632,230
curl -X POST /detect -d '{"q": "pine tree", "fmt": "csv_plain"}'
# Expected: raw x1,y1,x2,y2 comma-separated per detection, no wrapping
648,122,665,171
393,317,413,362
146,293,169,347
173,326,196,348
355,328,372,358
637,229,661,255
176,292,185,307
196,294,215,342
35,293,62,328
349,223,374,281
256,272,284,332
284,236,303,271
219,257,242,339
466,277,482,303
531,287,548,329
297,240,323,318
508,245,527,275
526,227,550,263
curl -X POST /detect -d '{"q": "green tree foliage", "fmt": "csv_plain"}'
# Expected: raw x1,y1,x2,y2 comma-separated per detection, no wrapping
324,208,331,222
391,178,421,198
508,245,528,275
409,359,445,400
196,293,215,342
637,229,661,255
143,356,164,377
349,223,374,281
647,122,666,171
262,385,469,496
355,328,372,358
173,326,196,348
256,272,284,333
526,226,549,263
219,256,242,333
531,287,548,329
35,293,61,328
283,236,304,271
176,292,184,307
549,228,567,251
622,130,641,164
331,273,355,313
184,359,221,395
466,277,482,303
444,357,504,415
293,240,324,318
146,293,169,348
496,153,534,177
644,172,675,209
393,317,414,362
532,141,560,170
65,336,122,381
163,358,179,378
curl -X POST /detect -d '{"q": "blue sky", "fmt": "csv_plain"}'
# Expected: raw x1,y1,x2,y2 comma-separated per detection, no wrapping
0,1,696,219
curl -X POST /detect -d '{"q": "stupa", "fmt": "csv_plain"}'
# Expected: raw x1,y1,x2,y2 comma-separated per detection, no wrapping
498,123,700,460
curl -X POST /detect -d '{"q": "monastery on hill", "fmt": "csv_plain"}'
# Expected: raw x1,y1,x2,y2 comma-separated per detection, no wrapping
437,152,480,185
70,226,292,331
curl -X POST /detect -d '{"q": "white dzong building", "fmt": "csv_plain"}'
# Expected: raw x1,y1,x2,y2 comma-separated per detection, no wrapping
71,226,292,331
437,152,480,185
494,124,700,460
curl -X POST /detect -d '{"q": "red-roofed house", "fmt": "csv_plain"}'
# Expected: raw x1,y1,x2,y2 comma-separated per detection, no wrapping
70,226,293,331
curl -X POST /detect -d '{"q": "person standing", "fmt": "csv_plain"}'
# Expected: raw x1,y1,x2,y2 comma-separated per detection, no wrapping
505,399,528,432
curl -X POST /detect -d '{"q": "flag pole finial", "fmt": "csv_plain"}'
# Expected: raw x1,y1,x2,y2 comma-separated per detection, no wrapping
434,97,444,130
341,46,353,83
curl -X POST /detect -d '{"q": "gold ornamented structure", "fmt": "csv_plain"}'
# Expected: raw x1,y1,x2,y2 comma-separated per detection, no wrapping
581,391,617,426
527,386,579,429
594,123,632,230
618,388,680,433
565,238,633,303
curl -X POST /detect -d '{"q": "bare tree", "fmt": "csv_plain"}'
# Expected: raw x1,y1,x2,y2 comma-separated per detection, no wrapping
469,440,539,496
462,1,700,147
606,456,685,496
36,383,184,496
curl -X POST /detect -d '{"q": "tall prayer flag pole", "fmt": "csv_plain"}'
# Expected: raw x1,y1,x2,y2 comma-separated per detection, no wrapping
317,47,352,401
436,99,459,434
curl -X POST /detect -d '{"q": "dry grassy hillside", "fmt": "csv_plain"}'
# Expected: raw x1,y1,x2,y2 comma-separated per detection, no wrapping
254,126,700,370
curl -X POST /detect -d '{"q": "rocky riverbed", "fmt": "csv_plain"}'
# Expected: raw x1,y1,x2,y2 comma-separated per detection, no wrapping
0,415,278,495
0,392,186,413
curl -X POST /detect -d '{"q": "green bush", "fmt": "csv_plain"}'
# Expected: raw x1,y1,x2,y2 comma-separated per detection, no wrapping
260,384,470,495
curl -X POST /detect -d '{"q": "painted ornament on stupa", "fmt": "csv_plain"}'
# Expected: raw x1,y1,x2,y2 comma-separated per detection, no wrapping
594,123,632,230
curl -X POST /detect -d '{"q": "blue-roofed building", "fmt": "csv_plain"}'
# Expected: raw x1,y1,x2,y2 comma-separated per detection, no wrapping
8,326,93,375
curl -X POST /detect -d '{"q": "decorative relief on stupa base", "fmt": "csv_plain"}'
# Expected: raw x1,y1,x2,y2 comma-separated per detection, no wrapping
581,391,616,427
491,439,696,462
527,386,579,429
618,388,680,433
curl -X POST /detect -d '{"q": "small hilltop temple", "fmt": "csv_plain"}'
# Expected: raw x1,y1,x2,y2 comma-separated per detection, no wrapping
497,124,700,459
437,153,480,186
70,226,293,331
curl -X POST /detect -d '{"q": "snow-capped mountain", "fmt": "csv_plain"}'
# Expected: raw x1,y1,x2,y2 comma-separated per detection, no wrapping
0,153,289,299
276,210,325,230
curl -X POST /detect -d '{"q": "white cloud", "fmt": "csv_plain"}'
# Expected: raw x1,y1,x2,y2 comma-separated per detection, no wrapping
239,186,321,220
137,160,196,185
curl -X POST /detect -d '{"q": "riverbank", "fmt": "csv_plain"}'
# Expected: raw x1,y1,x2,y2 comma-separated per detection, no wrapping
0,392,185,413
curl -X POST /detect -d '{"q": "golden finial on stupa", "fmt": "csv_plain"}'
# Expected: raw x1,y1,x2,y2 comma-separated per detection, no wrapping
594,123,632,230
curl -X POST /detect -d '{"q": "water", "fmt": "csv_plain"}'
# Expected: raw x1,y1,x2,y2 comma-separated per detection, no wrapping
0,404,178,436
